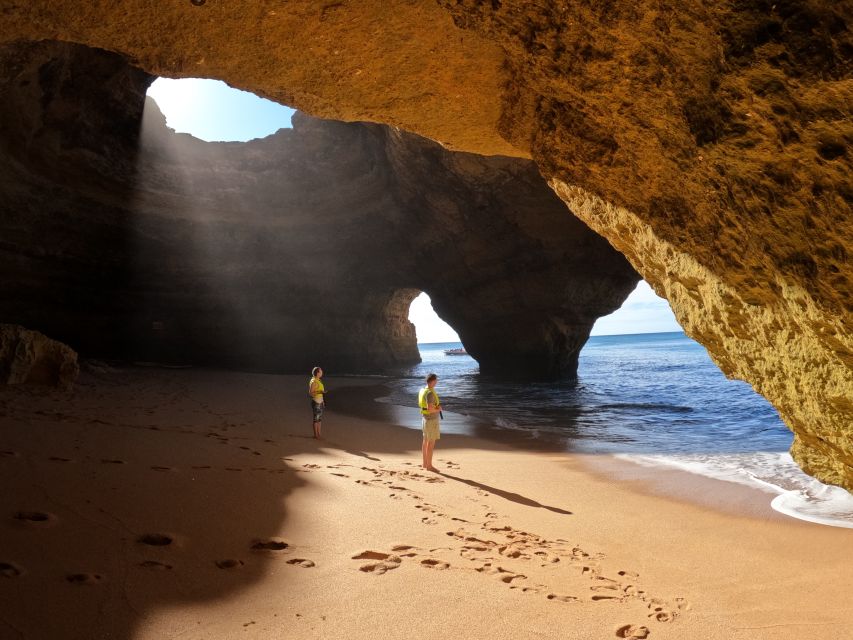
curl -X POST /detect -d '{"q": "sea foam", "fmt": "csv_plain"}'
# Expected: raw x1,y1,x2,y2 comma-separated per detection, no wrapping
616,451,853,529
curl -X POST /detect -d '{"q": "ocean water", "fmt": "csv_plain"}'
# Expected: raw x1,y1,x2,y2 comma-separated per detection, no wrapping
378,332,853,529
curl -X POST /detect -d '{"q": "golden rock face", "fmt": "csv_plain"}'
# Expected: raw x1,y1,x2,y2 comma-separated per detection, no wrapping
0,324,79,390
0,1,850,489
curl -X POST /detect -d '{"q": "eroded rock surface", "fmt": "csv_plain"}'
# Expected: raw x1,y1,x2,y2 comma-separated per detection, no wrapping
0,324,79,390
0,41,637,378
0,2,850,487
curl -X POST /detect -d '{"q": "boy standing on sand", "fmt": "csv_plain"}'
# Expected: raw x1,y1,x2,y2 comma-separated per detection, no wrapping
418,373,442,471
309,366,326,440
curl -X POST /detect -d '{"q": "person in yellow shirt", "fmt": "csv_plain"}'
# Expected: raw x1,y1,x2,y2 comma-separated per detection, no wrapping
308,366,326,439
418,373,442,471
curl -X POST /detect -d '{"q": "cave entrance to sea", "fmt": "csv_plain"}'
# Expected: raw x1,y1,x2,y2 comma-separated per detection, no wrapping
407,292,460,350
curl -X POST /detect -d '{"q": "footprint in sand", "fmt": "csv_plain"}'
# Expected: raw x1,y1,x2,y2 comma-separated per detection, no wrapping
330,472,349,478
645,597,680,622
616,624,650,639
533,551,560,565
251,540,289,551
286,558,316,568
101,459,126,465
191,465,212,470
215,559,244,570
0,561,24,578
150,466,175,472
139,560,173,570
48,456,73,462
593,576,620,587
13,511,56,526
648,610,675,623
137,533,173,547
477,563,526,585
352,551,402,575
66,573,105,585
546,593,579,602
592,586,623,599
0,450,20,458
420,559,450,570
499,572,526,584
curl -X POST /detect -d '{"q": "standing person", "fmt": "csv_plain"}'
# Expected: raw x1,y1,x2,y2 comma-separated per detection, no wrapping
309,366,326,440
418,373,442,471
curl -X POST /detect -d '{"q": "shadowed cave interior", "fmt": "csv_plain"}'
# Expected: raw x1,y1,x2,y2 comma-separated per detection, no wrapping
0,40,641,380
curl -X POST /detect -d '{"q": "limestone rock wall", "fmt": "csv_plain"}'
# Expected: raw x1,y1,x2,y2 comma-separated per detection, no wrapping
0,324,79,390
0,41,638,378
0,2,849,487
440,1,853,488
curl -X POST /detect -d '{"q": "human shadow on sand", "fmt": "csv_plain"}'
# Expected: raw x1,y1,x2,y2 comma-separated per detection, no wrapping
438,472,573,515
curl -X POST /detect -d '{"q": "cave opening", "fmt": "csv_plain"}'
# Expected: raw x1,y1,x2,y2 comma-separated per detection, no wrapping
407,292,460,348
145,77,295,141
588,281,681,338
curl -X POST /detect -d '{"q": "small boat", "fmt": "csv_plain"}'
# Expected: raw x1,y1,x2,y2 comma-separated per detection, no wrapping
443,347,468,356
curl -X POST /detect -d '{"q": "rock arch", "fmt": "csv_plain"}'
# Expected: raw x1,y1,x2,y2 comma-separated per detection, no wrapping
0,1,850,489
0,40,638,380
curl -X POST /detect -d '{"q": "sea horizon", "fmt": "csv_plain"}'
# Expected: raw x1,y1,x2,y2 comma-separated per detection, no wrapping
417,329,685,345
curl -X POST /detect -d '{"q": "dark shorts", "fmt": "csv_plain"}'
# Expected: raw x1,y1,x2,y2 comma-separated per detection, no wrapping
311,401,324,422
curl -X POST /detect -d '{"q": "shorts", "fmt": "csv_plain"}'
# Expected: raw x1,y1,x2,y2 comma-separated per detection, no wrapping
311,401,324,422
422,415,440,441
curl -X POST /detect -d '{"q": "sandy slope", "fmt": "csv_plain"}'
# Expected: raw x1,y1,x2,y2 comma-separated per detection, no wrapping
0,368,850,640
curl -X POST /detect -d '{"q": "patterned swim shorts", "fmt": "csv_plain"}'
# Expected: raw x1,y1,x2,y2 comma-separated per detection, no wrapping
311,401,324,422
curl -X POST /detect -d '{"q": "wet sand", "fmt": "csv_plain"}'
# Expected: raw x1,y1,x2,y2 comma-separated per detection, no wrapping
1,368,850,639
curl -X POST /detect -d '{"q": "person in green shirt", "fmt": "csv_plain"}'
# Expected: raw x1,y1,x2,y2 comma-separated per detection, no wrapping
417,373,442,471
308,366,326,440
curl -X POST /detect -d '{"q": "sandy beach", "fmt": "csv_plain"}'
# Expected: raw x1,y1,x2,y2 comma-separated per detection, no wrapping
1,367,850,640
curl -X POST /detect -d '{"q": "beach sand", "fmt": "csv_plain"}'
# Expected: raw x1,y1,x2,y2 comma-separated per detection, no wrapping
1,368,850,640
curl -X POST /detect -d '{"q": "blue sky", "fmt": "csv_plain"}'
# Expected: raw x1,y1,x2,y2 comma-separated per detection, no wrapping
146,79,682,340
409,283,681,343
147,78,294,141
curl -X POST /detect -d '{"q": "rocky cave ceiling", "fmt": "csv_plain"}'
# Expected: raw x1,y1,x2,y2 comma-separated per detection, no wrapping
0,1,850,491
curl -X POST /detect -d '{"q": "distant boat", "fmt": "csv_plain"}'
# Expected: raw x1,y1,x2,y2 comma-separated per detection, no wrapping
443,347,468,356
